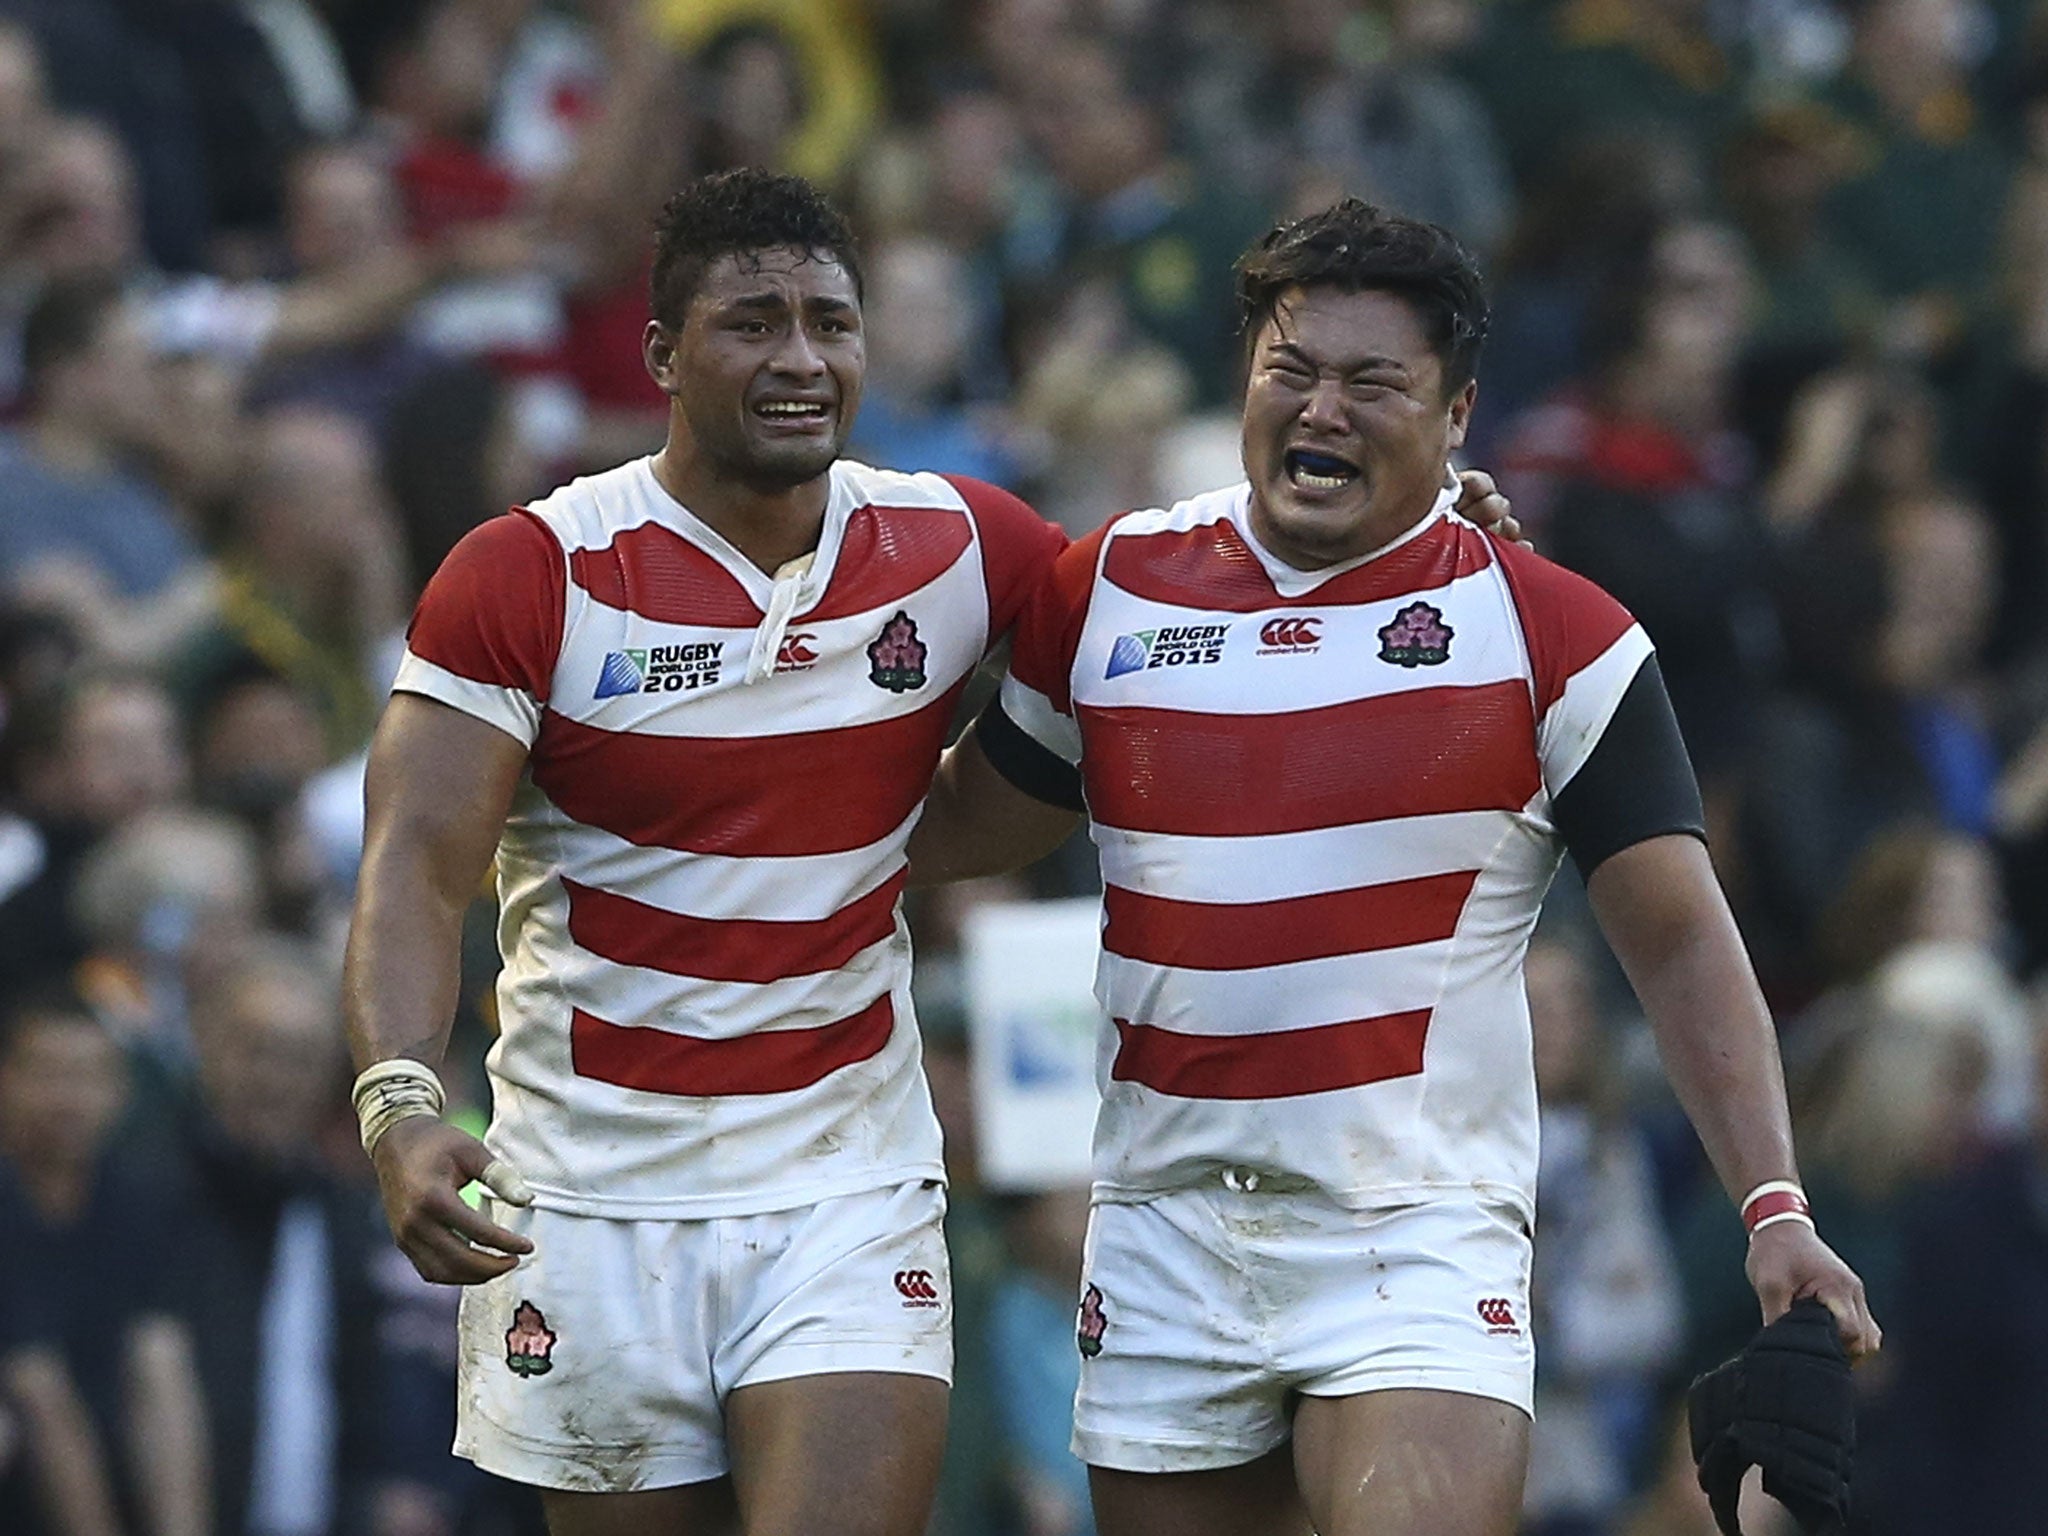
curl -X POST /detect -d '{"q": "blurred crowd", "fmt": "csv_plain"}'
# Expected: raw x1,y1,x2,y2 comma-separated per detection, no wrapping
0,1,2045,1534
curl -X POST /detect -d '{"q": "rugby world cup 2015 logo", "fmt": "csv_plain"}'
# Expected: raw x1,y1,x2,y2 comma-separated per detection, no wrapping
594,649,647,698
1104,624,1229,678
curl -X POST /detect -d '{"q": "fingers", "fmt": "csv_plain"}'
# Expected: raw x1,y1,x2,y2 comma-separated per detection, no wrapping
433,1186,535,1256
402,1221,522,1285
1455,468,1498,500
1748,1227,1882,1360
376,1121,535,1285
1811,1278,1883,1361
477,1158,533,1206
397,1189,530,1284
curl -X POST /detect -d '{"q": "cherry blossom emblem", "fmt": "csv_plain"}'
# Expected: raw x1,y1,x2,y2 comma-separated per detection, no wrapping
1377,601,1454,667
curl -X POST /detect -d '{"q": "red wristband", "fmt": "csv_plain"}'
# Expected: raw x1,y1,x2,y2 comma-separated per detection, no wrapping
1740,1180,1812,1236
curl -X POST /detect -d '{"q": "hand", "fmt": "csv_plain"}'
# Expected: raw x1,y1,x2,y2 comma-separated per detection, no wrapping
1452,468,1523,544
370,1116,534,1285
1745,1222,1881,1361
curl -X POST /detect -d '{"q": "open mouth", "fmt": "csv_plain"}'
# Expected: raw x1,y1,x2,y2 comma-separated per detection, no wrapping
1284,447,1360,491
754,399,834,429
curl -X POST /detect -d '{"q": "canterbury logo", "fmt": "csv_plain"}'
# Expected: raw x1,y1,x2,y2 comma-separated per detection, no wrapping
1477,1297,1520,1334
894,1269,941,1307
1257,616,1322,650
775,633,817,672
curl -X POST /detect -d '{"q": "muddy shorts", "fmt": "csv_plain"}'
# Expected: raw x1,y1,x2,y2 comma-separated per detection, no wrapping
453,1178,951,1491
1071,1173,1533,1472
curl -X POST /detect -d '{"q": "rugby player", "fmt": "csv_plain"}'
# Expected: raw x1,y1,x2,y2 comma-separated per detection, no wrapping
343,165,1526,1534
911,199,1880,1536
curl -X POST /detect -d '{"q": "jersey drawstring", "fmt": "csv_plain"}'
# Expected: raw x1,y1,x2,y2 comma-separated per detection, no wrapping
746,553,816,684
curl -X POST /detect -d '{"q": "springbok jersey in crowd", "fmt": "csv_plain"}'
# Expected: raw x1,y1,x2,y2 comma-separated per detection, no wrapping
978,482,1704,1221
394,456,1063,1218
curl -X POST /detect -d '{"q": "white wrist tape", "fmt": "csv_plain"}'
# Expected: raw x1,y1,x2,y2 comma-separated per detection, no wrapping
352,1059,447,1155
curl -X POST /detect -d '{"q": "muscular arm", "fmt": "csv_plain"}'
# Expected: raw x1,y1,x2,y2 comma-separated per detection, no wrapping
343,694,535,1282
908,730,1082,887
123,1316,210,1536
3,1347,121,1536
1588,835,1879,1354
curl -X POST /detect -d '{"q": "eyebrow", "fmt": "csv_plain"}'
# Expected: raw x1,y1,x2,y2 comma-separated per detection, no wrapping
724,292,859,315
1267,340,1410,375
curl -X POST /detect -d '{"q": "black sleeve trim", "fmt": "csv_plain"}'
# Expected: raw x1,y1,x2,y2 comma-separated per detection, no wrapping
973,697,1086,812
1552,654,1706,878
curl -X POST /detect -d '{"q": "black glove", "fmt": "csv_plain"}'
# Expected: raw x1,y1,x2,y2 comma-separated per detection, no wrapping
1687,1297,1856,1536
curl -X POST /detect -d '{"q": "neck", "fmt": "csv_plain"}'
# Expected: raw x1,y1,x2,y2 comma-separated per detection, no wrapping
652,438,832,576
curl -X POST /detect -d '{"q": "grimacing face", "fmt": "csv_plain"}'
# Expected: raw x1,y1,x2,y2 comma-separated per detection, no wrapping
1240,285,1475,570
645,246,865,491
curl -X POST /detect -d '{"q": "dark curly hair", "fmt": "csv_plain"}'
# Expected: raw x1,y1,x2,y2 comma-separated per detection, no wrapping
650,168,863,330
1235,199,1489,395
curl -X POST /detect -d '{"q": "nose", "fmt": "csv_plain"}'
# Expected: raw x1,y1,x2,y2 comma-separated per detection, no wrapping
770,325,828,381
1298,377,1347,433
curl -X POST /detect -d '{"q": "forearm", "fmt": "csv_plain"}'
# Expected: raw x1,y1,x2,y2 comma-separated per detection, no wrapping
124,1320,210,1536
1589,840,1798,1206
4,1348,124,1536
343,829,472,1071
907,734,1082,887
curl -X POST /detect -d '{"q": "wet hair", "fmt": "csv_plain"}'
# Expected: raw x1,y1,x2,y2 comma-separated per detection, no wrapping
1234,199,1489,395
649,168,862,330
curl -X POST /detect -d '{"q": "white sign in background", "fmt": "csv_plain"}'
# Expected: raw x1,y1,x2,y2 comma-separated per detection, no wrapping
962,897,1105,1190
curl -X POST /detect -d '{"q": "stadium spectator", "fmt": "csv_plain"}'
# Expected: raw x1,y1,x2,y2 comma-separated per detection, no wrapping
1452,0,1745,190
1822,0,2014,339
1883,980,2048,1536
1522,938,1682,1536
0,671,189,1006
68,806,264,1099
164,939,444,1536
1500,218,1774,838
846,233,1023,484
195,405,411,754
0,992,211,1536
0,273,216,667
1747,492,2002,966
1001,33,1269,407
1181,0,1511,255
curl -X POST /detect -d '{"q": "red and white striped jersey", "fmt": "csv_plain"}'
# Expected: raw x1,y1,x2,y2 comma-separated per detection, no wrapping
394,455,1062,1218
997,482,1657,1221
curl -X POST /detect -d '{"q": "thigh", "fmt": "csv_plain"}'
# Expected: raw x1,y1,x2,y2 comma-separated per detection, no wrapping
542,1480,738,1536
1292,1388,1530,1536
1089,1445,1313,1536
723,1370,949,1536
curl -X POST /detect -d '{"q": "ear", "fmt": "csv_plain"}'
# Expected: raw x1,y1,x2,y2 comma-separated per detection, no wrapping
642,321,680,395
1445,379,1478,452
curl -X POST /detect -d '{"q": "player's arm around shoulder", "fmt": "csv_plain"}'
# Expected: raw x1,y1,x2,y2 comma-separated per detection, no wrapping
1585,836,1880,1360
344,694,535,1284
909,722,1083,887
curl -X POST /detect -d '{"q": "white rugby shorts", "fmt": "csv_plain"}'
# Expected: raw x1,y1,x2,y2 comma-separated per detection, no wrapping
454,1178,952,1492
1072,1174,1534,1473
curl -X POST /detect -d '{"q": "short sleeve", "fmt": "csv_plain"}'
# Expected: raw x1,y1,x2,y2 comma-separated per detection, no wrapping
942,474,1069,643
1493,537,1704,872
392,510,565,748
995,516,1120,770
1491,535,1652,791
